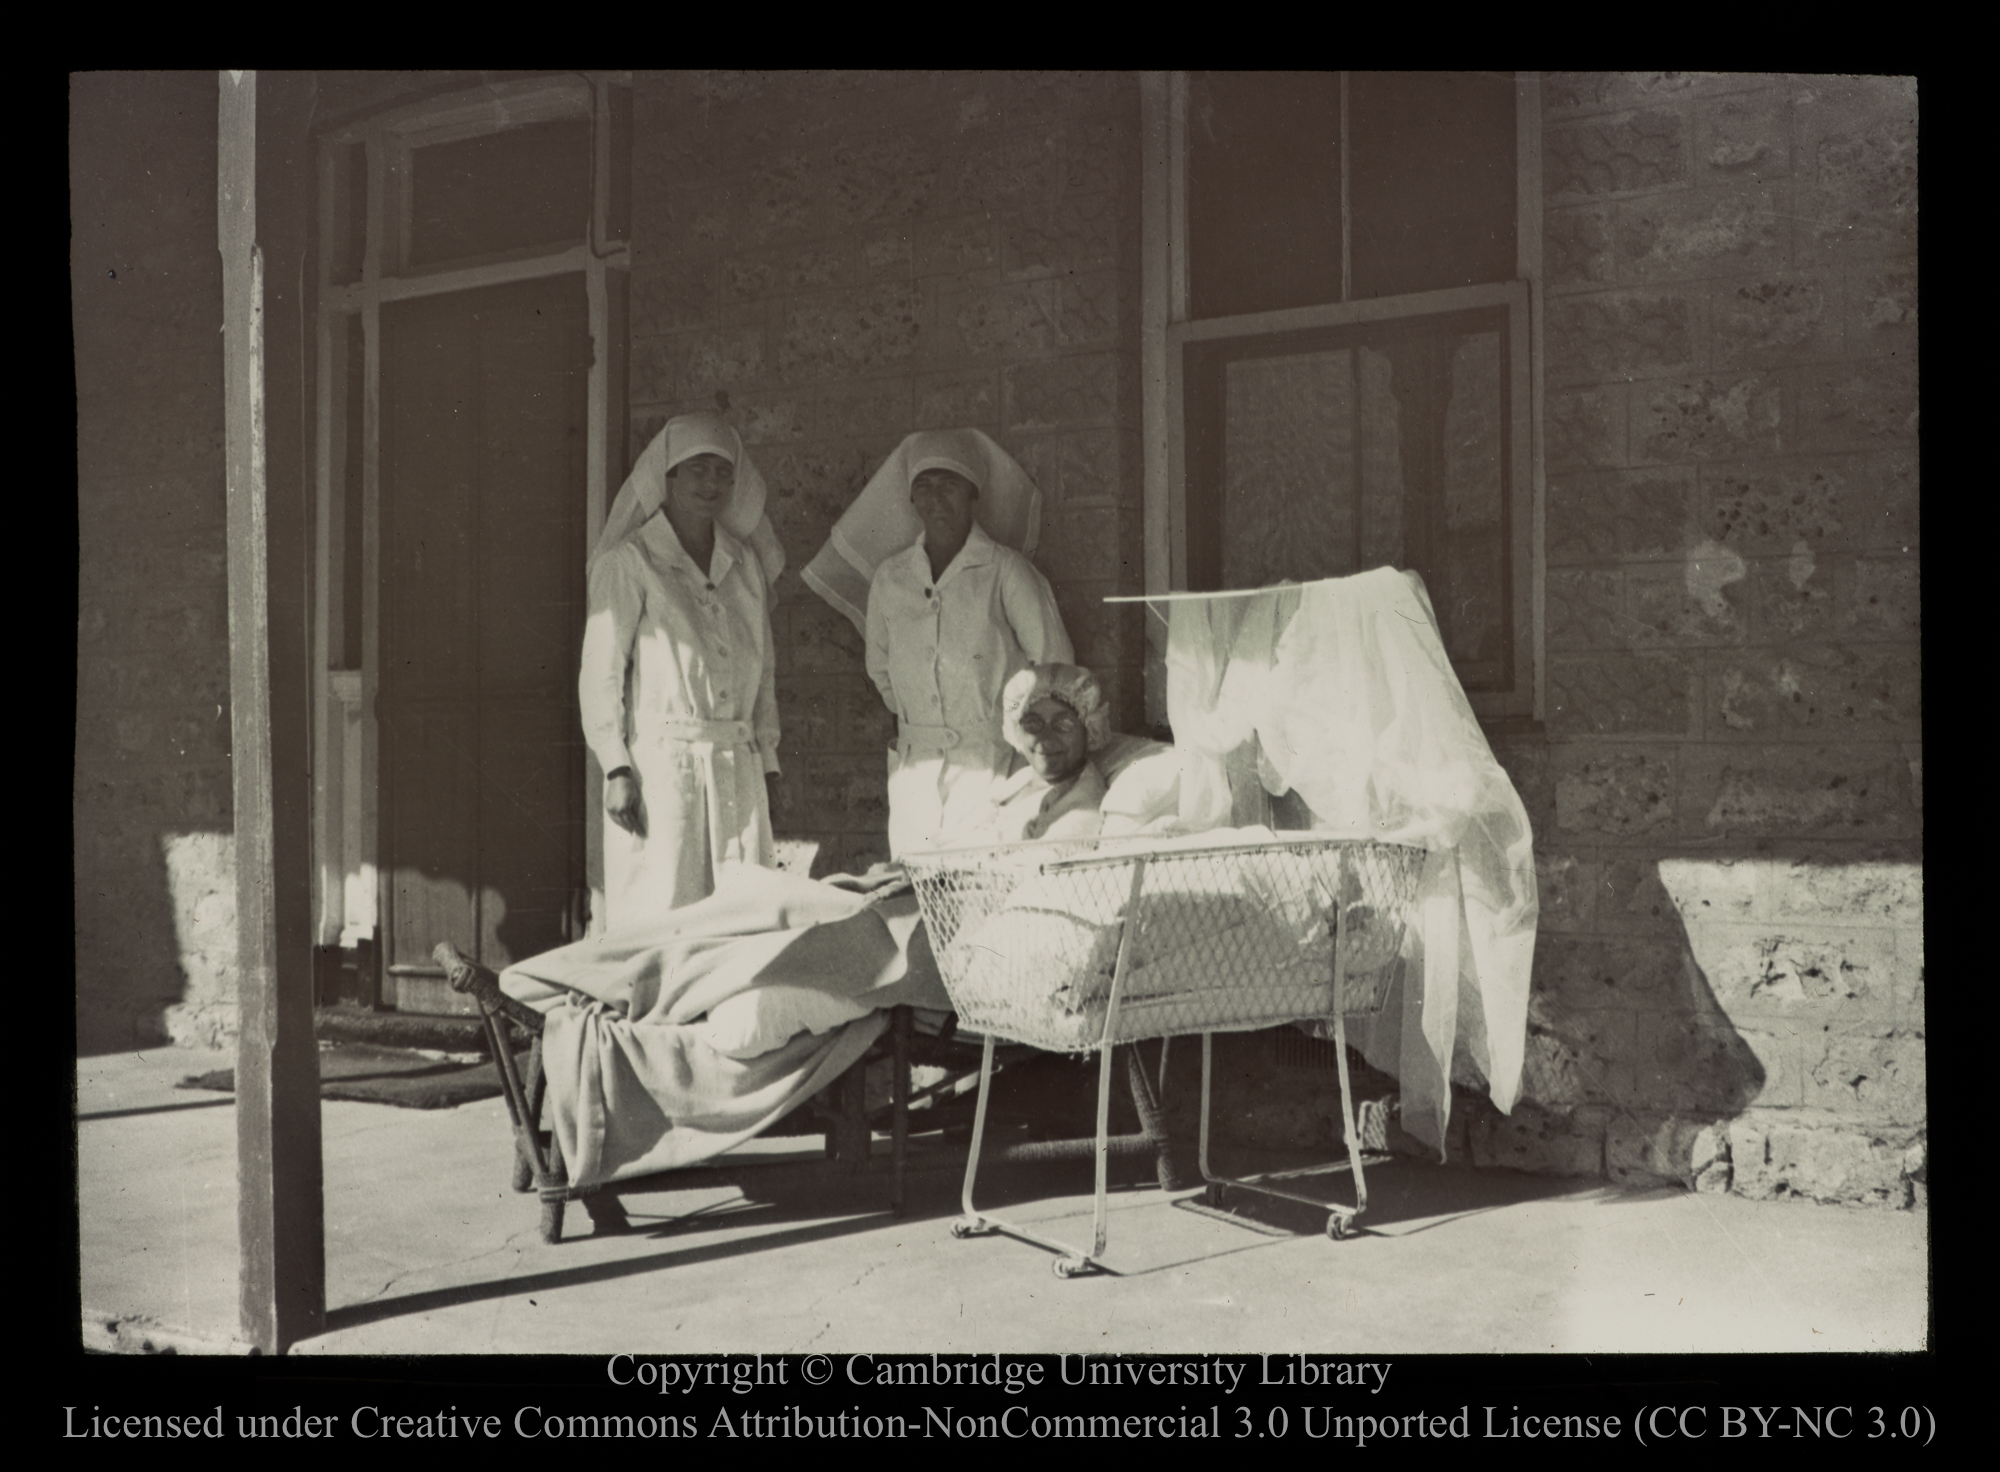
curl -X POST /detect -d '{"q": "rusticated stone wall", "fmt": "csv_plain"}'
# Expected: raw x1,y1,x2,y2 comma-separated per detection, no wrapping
73,72,239,1051
1500,72,1921,1204
625,71,1147,876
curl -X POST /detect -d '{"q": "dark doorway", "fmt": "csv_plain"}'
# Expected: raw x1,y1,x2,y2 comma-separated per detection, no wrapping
378,273,590,1013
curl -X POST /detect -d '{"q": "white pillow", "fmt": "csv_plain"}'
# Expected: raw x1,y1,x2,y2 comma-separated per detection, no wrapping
1094,732,1170,787
1100,745,1182,834
701,985,876,1061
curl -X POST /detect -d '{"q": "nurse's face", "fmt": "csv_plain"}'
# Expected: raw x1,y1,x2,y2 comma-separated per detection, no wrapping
910,468,978,554
1016,696,1089,783
666,453,736,523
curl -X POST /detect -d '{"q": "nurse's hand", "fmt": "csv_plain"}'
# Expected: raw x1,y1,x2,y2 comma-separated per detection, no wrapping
605,772,645,837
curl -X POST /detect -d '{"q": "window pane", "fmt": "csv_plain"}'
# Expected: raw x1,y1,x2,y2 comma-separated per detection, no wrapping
1432,330,1507,673
1192,310,1513,689
1217,348,1410,589
605,83,632,242
1222,350,1362,586
328,141,367,286
1348,70,1516,299
1187,71,1342,320
408,120,592,266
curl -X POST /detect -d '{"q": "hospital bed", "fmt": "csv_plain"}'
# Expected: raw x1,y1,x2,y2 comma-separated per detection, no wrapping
441,962,1193,1244
438,732,1200,1244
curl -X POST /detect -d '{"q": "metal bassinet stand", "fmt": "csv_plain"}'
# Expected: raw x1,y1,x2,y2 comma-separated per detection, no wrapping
1198,1011,1373,1240
907,836,1426,1279
943,860,1148,1278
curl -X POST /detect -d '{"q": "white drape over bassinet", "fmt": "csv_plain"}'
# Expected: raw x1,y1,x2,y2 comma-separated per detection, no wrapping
1161,568,1537,1155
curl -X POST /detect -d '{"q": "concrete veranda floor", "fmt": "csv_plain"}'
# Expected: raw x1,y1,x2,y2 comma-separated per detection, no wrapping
76,1046,1929,1356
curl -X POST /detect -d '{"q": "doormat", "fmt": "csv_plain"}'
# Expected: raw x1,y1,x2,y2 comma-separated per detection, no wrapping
178,1042,518,1110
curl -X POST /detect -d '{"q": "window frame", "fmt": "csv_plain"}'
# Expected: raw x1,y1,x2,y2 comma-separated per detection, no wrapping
1139,70,1547,728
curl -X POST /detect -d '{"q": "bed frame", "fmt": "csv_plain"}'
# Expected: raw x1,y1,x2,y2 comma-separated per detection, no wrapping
435,943,1190,1243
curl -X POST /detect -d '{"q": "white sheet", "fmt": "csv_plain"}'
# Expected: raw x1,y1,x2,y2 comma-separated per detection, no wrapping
1157,571,1538,1155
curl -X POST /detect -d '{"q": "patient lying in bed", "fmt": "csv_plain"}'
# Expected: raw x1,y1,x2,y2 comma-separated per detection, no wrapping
940,662,1122,848
438,665,1184,1191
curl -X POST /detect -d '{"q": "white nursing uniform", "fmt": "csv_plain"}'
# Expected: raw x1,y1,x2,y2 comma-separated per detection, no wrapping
580,517,780,924
865,525,1072,856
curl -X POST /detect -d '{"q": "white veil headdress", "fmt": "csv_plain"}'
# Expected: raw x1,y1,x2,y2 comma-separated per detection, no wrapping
800,428,1043,635
593,412,785,583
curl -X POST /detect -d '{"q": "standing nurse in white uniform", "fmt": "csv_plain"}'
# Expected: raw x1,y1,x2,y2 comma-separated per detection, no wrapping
579,412,786,925
803,429,1072,857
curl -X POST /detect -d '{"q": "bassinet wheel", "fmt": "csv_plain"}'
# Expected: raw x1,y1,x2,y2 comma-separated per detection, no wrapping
950,1217,994,1239
1326,1212,1354,1241
1053,1256,1087,1279
1206,1182,1228,1209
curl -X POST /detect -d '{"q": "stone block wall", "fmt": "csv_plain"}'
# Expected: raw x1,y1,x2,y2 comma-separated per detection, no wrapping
625,71,1147,875
72,72,239,1051
1512,72,1921,1203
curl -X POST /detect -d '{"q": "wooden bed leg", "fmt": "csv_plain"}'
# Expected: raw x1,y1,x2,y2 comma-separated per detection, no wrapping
892,1006,911,1215
581,1189,630,1235
518,1036,550,1194
501,1034,536,1193
837,1063,869,1172
538,1135,569,1245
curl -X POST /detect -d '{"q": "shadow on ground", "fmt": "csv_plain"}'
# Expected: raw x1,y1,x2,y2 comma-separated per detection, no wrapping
323,1135,1613,1332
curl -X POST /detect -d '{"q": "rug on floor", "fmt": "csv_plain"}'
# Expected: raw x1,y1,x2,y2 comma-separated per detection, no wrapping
178,1042,517,1109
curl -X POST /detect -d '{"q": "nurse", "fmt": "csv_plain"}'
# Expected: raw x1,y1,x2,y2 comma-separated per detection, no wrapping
579,412,787,925
803,429,1072,857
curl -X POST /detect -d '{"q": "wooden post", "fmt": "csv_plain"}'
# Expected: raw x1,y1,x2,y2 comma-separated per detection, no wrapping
219,69,325,1353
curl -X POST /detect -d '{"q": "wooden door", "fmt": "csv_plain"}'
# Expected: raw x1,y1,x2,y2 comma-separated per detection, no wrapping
379,273,589,1012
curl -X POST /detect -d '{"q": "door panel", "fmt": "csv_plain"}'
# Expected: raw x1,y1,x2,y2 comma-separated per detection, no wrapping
379,273,589,1009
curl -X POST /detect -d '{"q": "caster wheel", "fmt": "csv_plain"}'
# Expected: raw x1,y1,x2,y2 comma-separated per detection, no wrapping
1053,1257,1086,1279
1205,1182,1228,1209
1326,1213,1354,1241
951,1218,987,1239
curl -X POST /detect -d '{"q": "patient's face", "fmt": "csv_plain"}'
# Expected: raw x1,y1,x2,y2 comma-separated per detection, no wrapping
1017,696,1089,783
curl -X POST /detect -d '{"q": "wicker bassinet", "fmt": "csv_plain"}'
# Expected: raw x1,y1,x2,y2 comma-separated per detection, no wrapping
905,835,1429,1053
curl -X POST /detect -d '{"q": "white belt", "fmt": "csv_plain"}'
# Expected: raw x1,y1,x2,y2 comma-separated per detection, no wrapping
898,722,961,752
659,719,755,746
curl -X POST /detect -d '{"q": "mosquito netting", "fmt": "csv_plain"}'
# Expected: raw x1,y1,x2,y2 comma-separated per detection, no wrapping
1159,567,1537,1154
